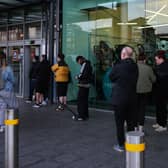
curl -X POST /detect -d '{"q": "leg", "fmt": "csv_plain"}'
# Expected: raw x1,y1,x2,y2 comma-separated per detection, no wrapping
77,87,89,119
157,101,167,127
114,106,125,146
137,93,148,126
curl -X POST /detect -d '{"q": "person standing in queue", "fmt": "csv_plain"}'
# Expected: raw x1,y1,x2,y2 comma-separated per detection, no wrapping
136,54,156,132
51,53,70,111
33,54,51,108
152,50,168,132
0,54,17,132
109,46,138,152
73,56,93,121
26,56,39,103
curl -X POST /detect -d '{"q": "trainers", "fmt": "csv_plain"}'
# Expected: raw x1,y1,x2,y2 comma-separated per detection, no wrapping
33,104,40,108
152,123,160,128
41,101,47,106
0,126,5,133
113,144,125,152
72,115,76,120
155,126,167,132
77,117,83,121
72,115,83,121
56,105,64,111
25,100,32,103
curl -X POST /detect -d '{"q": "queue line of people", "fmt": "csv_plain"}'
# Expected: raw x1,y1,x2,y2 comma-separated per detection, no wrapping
109,46,168,152
26,53,93,123
26,54,50,108
0,48,167,155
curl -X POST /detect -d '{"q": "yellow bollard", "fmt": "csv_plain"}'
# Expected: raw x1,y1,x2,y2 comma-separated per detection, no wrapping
5,109,19,168
125,131,145,168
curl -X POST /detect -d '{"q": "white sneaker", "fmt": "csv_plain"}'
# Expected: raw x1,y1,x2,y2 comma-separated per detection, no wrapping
0,126,5,133
25,100,32,103
33,104,40,108
155,126,167,132
113,144,125,152
41,101,47,106
152,123,160,128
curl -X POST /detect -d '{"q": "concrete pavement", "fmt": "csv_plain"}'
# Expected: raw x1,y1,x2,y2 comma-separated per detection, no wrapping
0,99,168,168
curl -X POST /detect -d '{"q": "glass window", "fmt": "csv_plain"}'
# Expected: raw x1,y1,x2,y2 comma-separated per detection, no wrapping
25,22,41,39
8,25,24,41
0,27,7,42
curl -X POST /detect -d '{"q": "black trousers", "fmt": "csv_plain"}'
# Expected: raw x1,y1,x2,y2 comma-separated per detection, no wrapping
113,103,137,146
156,99,167,127
29,79,37,100
77,87,89,120
137,93,149,126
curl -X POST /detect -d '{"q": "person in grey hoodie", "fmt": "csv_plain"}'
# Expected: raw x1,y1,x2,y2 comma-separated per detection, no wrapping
136,54,156,131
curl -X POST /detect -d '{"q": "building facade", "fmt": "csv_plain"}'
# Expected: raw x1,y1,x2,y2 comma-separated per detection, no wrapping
0,0,168,109
62,0,168,109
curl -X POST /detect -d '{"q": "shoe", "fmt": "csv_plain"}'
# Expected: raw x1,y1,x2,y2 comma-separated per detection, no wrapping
32,104,40,108
41,101,47,106
77,117,83,121
56,105,64,111
138,125,144,132
72,115,76,120
72,115,83,121
0,126,5,133
152,123,160,128
25,100,32,103
113,144,125,152
155,126,167,132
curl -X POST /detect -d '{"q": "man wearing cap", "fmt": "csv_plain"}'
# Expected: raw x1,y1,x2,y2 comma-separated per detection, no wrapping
152,50,168,132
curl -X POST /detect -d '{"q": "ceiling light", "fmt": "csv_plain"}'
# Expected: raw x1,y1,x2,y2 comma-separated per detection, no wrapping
145,5,167,23
137,23,168,29
117,22,137,25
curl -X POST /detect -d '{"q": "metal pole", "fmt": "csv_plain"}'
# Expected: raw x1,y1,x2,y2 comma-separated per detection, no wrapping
49,0,55,104
5,109,19,168
125,131,145,168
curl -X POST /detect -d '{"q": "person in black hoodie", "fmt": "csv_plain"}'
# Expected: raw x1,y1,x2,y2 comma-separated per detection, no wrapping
33,54,51,108
109,46,138,152
72,56,93,121
152,50,168,132
26,56,39,103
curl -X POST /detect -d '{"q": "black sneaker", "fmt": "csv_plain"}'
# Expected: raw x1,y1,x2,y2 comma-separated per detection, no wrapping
56,105,64,111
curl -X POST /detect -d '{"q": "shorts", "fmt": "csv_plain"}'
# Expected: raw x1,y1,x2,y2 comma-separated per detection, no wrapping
56,82,68,97
36,80,48,94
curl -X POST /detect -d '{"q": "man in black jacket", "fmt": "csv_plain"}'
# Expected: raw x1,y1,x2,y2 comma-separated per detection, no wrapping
73,56,93,121
26,56,39,103
109,46,138,152
152,50,168,132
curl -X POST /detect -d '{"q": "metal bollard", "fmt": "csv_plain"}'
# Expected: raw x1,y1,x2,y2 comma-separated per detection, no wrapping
125,131,145,168
5,109,19,168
